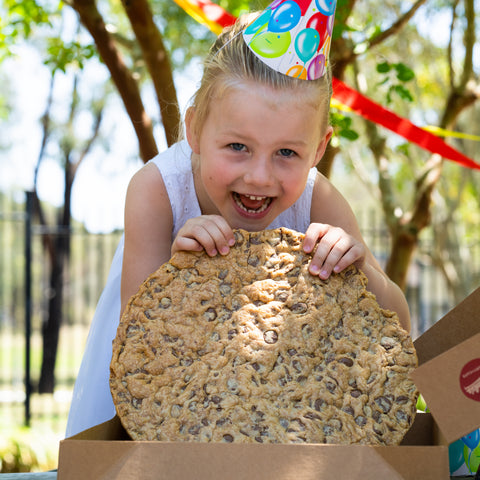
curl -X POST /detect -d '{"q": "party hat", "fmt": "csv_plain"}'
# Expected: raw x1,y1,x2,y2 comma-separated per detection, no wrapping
243,0,337,80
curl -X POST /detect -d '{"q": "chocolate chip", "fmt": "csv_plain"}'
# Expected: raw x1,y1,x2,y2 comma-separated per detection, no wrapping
375,396,393,414
343,406,354,416
218,269,228,280
292,360,302,372
275,290,289,302
160,297,172,308
180,357,193,366
188,425,201,435
248,234,262,245
304,412,322,421
227,379,239,393
355,415,367,427
396,410,408,423
263,330,278,344
323,425,334,436
126,324,140,337
301,324,312,339
338,357,354,367
233,230,244,244
203,307,217,321
290,302,307,314
380,336,397,350
219,283,232,296
223,434,234,443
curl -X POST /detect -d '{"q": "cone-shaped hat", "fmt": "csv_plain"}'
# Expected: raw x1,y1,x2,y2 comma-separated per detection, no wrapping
243,0,337,80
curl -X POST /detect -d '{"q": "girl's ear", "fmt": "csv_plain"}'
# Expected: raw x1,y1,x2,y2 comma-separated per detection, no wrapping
312,125,333,167
185,107,200,154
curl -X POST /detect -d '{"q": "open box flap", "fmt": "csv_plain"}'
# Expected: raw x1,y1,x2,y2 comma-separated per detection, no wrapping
412,331,480,443
413,286,480,366
411,287,480,443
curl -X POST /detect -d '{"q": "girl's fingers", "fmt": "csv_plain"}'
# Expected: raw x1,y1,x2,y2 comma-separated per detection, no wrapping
305,223,365,278
173,215,235,257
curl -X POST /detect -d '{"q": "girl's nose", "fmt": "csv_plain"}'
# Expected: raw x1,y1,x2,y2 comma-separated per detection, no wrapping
243,155,273,187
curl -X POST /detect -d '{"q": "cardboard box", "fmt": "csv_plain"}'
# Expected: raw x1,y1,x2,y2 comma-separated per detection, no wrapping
58,287,480,479
411,287,480,444
58,413,448,479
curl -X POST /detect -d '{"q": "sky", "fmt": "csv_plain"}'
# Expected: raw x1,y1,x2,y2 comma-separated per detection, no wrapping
1,41,201,233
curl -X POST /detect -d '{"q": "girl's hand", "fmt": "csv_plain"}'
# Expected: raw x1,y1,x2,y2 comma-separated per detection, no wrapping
303,223,366,279
171,215,235,257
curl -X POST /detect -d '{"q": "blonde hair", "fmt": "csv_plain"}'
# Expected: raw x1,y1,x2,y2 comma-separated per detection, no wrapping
188,13,333,138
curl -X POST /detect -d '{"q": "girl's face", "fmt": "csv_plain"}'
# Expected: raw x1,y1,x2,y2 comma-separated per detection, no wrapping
186,81,332,231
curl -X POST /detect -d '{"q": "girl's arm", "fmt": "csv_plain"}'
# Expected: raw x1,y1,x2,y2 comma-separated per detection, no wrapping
308,173,411,332
121,163,174,315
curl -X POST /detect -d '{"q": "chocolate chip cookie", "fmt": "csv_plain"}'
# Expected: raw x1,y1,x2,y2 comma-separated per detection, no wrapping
110,227,418,445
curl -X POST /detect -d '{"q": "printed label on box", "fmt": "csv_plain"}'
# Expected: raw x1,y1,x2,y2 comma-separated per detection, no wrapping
460,358,480,402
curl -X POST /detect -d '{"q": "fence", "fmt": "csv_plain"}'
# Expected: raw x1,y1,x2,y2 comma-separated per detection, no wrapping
0,191,479,436
0,192,122,434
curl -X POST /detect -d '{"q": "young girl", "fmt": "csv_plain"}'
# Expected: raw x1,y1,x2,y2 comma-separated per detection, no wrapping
65,11,410,437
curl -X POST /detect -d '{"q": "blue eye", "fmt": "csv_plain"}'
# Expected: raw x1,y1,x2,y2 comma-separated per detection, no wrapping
279,149,296,157
230,143,246,152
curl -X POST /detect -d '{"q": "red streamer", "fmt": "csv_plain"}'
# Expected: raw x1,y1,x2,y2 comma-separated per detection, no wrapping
332,78,480,171
177,0,480,170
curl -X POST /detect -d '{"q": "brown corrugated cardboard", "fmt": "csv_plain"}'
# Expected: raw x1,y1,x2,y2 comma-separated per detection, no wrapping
58,413,449,480
58,288,480,479
411,287,480,444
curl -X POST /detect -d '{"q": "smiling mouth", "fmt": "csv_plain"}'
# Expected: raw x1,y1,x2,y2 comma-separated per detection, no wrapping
233,192,273,214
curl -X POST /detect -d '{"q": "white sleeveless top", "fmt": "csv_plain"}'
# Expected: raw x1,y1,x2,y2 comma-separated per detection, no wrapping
65,140,316,437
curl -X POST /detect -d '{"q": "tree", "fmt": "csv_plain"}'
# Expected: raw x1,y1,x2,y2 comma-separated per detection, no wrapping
327,0,479,294
34,67,106,392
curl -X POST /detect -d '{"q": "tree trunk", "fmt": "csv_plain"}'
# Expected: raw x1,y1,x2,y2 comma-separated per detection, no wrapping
38,160,73,393
71,0,158,161
38,241,65,393
385,225,418,291
121,0,181,147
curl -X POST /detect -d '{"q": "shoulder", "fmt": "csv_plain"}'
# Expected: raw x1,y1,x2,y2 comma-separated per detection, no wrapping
125,158,173,235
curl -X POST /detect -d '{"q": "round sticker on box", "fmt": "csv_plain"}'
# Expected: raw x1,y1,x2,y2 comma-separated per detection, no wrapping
459,358,480,402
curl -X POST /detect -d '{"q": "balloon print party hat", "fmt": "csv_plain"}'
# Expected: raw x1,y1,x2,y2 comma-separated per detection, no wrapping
243,0,337,80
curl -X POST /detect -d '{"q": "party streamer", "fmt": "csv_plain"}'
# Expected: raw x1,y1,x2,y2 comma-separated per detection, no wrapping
173,0,480,170
332,78,480,171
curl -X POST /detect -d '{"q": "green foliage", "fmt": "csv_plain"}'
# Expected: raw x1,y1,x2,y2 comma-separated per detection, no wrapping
330,112,360,141
0,428,58,473
376,60,415,104
0,0,60,60
44,39,97,73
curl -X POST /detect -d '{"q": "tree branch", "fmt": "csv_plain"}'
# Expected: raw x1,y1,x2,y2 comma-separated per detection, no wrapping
367,0,427,49
68,0,158,162
121,0,181,147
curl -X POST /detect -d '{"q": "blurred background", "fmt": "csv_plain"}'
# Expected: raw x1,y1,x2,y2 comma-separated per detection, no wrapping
1,0,479,472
